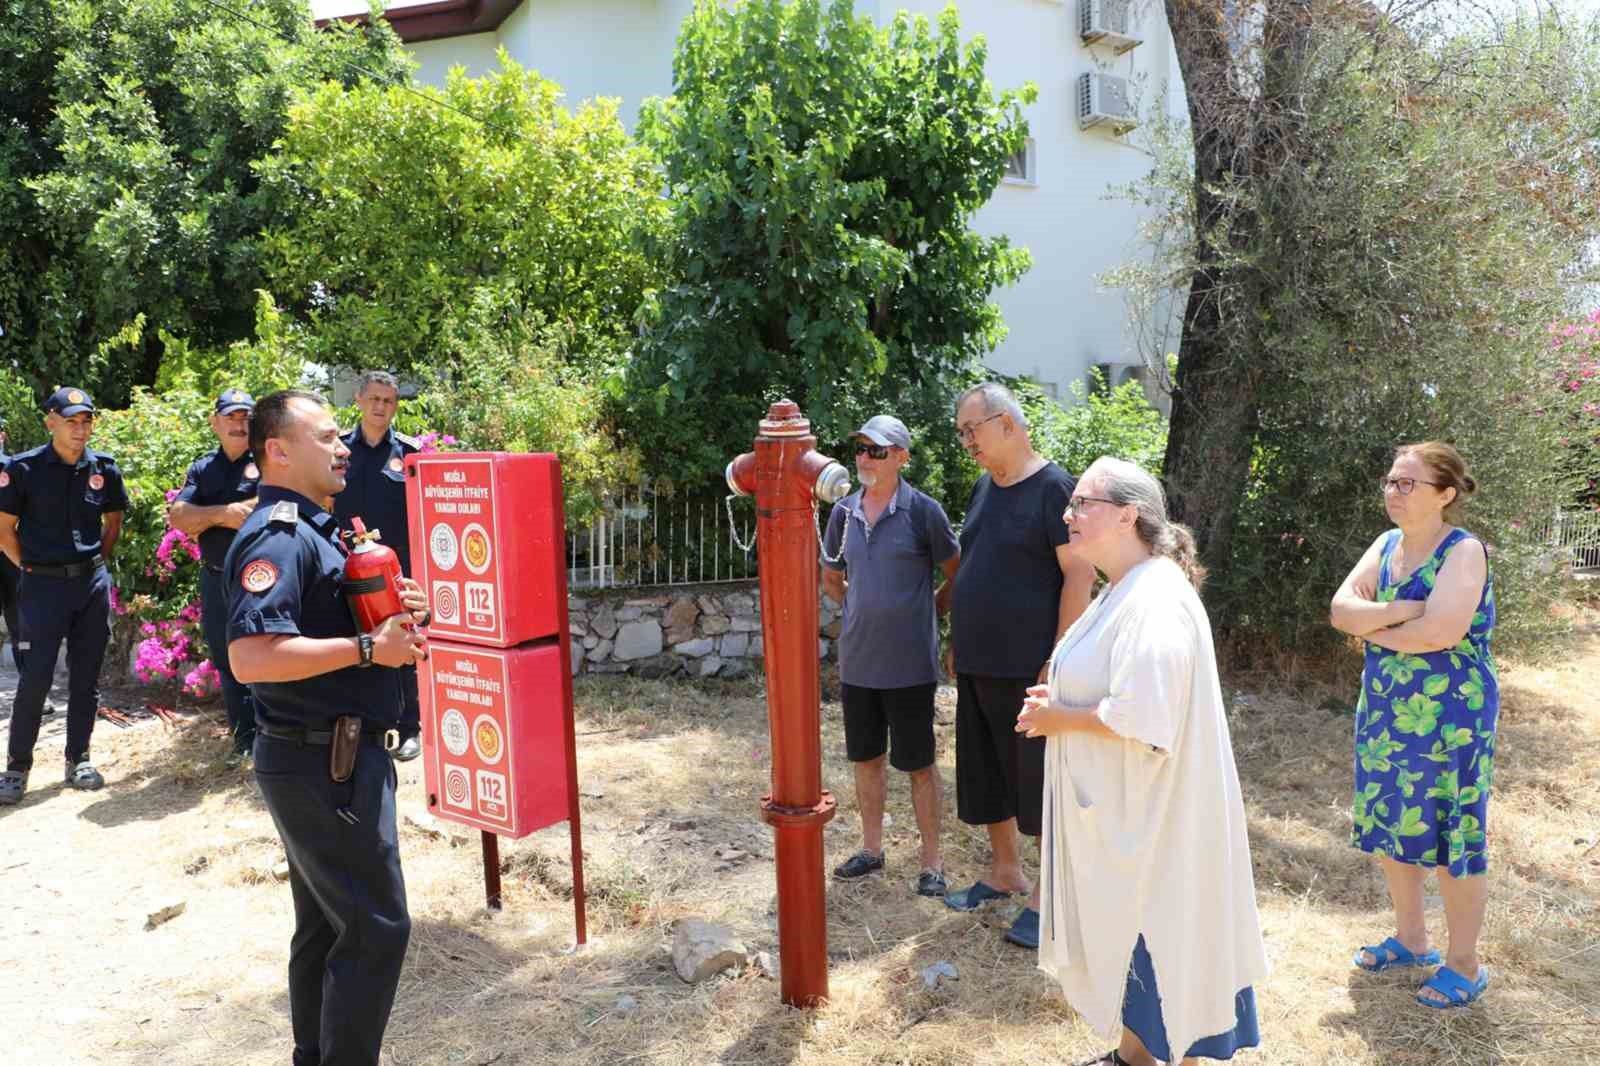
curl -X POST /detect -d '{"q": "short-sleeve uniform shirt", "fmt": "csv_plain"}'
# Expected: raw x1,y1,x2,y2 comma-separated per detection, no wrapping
822,478,959,689
0,444,130,564
333,427,418,574
951,462,1076,679
175,448,260,569
224,486,400,731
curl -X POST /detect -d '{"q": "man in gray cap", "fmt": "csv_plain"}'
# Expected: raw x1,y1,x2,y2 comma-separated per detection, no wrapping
821,414,960,896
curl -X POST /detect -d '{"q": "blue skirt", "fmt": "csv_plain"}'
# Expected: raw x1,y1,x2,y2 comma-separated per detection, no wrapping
1123,935,1260,1062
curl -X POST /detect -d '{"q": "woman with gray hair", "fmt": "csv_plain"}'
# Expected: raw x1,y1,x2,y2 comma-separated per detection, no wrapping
1016,457,1268,1065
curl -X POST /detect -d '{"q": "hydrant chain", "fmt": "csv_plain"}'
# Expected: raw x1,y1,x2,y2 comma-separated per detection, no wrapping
814,501,849,565
725,494,757,554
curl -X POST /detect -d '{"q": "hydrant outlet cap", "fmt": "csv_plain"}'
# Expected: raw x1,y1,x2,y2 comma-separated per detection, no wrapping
814,463,851,504
726,459,750,498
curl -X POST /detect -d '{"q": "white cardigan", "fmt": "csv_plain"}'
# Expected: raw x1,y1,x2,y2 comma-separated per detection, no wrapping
1037,557,1269,1056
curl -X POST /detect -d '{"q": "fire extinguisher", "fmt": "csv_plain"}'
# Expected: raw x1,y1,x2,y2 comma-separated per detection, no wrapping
342,517,408,631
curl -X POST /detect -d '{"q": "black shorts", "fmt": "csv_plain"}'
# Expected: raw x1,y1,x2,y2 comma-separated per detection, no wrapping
840,682,938,772
955,674,1044,836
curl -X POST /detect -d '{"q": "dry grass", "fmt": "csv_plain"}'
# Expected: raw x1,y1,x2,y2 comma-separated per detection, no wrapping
1,638,1597,1066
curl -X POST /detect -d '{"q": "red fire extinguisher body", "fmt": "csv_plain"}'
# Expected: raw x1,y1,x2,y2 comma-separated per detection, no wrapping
343,517,407,631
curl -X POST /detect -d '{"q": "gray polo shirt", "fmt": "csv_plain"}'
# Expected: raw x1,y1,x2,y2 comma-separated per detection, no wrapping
822,478,959,689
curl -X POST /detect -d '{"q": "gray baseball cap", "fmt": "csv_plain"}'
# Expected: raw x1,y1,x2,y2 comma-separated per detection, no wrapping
853,414,911,450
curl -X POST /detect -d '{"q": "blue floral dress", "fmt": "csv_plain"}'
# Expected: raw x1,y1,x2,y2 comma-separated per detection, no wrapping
1352,527,1498,877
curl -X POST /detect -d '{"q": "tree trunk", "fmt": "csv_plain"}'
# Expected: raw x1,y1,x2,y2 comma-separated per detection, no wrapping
1159,0,1310,582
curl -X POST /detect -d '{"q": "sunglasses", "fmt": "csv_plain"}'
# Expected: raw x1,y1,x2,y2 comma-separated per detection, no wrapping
854,442,891,460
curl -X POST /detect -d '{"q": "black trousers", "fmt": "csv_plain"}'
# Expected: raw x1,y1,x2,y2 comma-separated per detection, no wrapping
399,663,419,738
0,556,19,668
200,567,254,749
253,733,410,1066
7,566,110,772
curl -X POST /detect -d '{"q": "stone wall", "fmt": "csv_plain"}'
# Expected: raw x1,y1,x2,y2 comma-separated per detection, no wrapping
568,580,841,679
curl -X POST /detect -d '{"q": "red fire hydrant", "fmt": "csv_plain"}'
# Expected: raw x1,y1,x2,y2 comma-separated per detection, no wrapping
725,400,850,1007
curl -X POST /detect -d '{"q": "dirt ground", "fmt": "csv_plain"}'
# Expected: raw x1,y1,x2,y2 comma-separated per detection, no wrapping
1,634,1597,1066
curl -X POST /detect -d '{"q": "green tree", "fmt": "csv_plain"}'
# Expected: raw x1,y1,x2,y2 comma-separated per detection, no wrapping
257,55,667,375
0,0,409,406
627,0,1035,479
1116,7,1600,656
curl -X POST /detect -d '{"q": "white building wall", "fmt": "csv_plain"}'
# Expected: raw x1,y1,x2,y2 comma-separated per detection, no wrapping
392,0,1187,402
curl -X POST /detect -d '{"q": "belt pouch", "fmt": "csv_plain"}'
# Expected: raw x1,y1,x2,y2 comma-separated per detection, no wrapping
330,716,360,783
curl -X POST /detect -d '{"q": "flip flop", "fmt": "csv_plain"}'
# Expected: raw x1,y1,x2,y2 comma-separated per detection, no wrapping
1354,935,1441,973
1004,907,1040,949
943,880,1015,912
1417,965,1488,1009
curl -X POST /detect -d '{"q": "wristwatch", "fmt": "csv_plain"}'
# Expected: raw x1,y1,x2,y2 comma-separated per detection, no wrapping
356,633,375,668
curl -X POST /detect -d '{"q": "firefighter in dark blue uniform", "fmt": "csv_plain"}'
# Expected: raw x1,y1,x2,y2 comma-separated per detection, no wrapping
332,371,422,761
0,387,128,805
225,389,427,1066
168,389,260,766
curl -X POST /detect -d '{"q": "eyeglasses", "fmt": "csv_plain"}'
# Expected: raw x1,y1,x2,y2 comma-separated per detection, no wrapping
955,412,1005,442
854,442,891,460
1064,496,1121,518
1378,477,1446,496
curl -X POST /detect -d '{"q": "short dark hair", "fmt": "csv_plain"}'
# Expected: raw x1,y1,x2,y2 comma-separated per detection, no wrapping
250,389,327,459
356,370,400,396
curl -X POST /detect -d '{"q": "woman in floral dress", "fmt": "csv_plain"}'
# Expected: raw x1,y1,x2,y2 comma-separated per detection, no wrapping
1330,442,1497,1009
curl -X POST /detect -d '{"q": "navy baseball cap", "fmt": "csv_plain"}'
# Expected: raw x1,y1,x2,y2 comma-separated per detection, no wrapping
853,414,911,450
215,389,255,415
45,386,95,417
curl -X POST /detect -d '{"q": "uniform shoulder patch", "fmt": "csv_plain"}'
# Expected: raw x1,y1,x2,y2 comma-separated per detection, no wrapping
394,431,420,451
240,559,279,593
268,500,300,526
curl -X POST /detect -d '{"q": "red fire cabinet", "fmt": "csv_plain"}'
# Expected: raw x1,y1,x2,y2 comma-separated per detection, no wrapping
419,641,571,838
406,451,584,938
406,452,565,648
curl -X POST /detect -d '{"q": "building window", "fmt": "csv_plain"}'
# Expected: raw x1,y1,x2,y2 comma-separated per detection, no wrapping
1003,138,1037,185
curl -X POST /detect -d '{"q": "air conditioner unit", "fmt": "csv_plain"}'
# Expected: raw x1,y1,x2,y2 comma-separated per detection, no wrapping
1077,72,1138,133
1080,0,1143,52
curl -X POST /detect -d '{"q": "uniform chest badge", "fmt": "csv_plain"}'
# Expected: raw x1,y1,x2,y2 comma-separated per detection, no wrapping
244,463,259,480
0,472,9,488
241,559,279,593
88,474,105,490
388,457,404,473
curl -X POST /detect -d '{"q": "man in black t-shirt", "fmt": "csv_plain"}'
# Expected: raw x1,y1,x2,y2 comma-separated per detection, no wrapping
942,382,1095,951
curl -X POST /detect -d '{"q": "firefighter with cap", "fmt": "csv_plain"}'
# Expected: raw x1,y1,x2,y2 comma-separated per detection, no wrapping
0,386,128,805
225,388,427,1065
332,370,422,761
167,388,261,766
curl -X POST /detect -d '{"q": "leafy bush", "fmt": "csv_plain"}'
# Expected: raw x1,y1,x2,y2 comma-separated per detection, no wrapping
1,0,408,404
1549,310,1600,508
1020,370,1168,481
258,56,666,377
417,285,641,528
626,0,1035,480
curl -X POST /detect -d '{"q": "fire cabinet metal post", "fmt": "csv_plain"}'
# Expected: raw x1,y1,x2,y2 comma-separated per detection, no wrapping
725,399,850,1008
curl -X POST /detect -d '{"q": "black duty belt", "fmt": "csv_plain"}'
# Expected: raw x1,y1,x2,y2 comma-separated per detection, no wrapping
258,723,401,751
22,555,104,578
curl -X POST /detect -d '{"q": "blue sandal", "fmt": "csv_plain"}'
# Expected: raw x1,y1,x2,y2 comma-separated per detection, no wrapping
943,881,1015,912
1417,965,1488,1009
1353,936,1440,973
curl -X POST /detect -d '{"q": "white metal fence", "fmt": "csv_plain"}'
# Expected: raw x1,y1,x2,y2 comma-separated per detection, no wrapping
1528,507,1600,574
566,485,761,590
